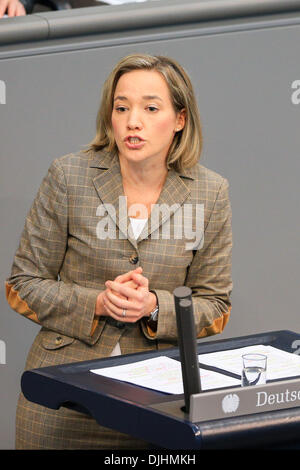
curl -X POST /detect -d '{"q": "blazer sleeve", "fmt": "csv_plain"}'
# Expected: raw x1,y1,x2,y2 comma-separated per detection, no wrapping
5,159,100,345
143,177,232,342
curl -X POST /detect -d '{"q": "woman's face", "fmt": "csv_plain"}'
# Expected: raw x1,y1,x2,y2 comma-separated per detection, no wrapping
111,69,185,168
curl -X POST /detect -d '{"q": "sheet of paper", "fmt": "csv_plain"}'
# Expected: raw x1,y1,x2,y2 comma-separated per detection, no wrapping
91,356,183,394
91,355,240,394
198,344,300,381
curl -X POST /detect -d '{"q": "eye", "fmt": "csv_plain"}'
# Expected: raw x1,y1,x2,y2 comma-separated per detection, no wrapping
115,106,127,112
147,106,158,112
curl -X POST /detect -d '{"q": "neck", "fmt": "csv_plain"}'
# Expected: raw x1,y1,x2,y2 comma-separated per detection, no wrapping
119,156,168,190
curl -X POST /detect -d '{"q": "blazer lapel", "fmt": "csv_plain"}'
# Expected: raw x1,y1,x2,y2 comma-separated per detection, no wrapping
137,168,193,243
90,151,137,248
90,151,195,247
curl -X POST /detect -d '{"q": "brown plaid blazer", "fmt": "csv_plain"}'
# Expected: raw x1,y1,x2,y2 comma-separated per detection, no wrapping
5,149,232,449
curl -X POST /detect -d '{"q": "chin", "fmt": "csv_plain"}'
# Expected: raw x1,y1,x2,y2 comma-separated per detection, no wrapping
122,150,149,163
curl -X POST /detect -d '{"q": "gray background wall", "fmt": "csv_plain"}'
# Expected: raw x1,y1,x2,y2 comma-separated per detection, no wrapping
1,1,300,448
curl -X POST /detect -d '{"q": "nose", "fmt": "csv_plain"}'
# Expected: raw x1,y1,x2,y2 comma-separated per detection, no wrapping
127,108,142,130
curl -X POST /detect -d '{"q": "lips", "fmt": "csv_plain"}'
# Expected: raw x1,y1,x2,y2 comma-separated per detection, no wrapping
124,135,146,149
125,135,145,143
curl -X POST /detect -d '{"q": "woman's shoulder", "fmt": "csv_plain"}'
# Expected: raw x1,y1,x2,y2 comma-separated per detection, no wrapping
53,149,98,169
49,149,112,177
182,162,229,189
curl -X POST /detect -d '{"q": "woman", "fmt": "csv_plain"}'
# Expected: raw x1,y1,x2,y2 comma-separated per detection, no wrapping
6,53,232,449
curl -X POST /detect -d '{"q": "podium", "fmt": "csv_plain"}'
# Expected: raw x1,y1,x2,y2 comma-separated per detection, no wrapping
21,329,300,449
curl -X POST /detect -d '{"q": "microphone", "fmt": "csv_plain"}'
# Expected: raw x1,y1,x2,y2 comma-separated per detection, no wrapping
173,286,202,413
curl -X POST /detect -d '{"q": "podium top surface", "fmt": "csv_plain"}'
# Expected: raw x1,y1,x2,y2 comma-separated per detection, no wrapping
21,330,300,449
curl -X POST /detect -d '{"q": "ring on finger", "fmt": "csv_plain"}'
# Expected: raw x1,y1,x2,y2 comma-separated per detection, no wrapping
122,309,126,317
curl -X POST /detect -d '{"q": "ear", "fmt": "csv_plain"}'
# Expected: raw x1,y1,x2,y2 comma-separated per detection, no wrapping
175,108,186,132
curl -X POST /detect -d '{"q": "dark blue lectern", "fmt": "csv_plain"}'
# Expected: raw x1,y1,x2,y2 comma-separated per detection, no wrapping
21,329,300,449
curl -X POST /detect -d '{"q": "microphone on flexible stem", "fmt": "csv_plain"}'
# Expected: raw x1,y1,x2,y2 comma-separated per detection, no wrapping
173,286,202,413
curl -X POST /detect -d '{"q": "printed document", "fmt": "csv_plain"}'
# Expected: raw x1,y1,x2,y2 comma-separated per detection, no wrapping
91,355,240,394
198,344,300,381
91,345,300,394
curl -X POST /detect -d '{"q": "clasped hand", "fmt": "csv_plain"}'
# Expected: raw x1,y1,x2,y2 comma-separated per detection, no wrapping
0,0,25,17
95,267,156,323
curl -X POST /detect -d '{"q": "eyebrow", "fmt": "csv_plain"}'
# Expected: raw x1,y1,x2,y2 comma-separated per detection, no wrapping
114,95,163,102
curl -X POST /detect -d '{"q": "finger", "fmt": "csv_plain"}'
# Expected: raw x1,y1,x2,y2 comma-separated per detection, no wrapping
112,288,128,300
105,280,144,302
112,279,138,298
114,268,141,283
103,294,137,322
131,272,149,288
16,1,26,15
120,279,139,291
106,289,140,312
0,0,9,16
7,0,17,16
114,267,142,283
103,300,126,322
123,280,138,289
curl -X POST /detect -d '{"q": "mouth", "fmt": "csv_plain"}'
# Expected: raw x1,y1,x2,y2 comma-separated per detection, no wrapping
124,136,146,149
125,136,145,144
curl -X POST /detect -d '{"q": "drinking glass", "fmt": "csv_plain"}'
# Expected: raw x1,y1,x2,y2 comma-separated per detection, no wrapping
241,353,267,387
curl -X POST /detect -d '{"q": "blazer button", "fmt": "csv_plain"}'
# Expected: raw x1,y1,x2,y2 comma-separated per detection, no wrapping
129,254,139,265
55,336,62,346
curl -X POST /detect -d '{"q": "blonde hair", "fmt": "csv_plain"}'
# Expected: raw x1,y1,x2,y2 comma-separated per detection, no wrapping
87,53,202,172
